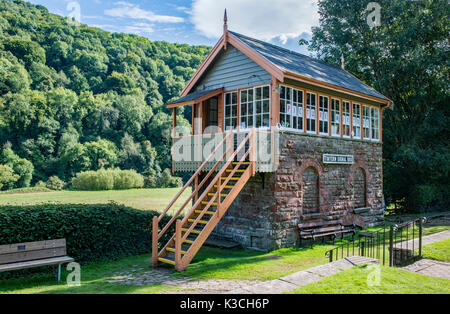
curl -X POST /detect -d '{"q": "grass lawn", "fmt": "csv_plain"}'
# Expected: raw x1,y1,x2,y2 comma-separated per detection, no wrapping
0,253,179,294
0,244,335,294
422,238,450,262
286,264,450,294
0,188,191,214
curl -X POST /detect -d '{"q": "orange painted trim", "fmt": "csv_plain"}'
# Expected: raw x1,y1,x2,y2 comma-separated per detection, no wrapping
167,88,224,108
284,72,390,106
271,76,280,127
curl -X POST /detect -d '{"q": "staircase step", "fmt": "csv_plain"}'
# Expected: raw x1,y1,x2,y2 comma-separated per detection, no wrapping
195,210,216,215
226,169,245,173
214,185,234,189
222,177,240,181
173,238,194,244
166,247,187,255
158,257,175,265
188,218,208,225
208,193,228,197
201,201,217,206
182,227,201,235
232,162,250,165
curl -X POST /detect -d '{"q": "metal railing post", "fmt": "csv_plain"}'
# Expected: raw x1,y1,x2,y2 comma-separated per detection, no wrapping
329,250,333,263
389,225,394,267
152,216,159,267
419,218,424,259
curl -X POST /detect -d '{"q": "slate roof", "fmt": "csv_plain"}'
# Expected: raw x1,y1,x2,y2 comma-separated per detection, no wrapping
167,88,222,105
229,31,389,101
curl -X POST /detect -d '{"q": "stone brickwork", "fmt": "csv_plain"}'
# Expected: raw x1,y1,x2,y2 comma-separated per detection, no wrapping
212,132,384,251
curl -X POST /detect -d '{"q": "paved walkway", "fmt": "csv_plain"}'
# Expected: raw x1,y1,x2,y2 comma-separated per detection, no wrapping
228,256,378,294
394,229,450,250
402,259,450,279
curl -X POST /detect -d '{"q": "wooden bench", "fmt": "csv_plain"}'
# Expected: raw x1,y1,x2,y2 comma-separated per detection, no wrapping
0,239,74,281
298,220,356,247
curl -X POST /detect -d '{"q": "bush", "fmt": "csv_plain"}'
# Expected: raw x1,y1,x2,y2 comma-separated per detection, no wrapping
72,168,144,190
158,168,183,188
112,169,144,190
0,203,174,264
0,164,19,190
46,176,65,190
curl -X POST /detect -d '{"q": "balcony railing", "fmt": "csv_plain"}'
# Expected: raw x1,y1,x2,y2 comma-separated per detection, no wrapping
172,129,279,173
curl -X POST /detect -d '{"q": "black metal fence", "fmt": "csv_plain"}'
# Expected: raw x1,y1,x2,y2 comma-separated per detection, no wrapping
325,217,426,267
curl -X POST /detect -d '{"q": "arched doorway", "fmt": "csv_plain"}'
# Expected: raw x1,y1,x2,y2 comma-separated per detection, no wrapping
302,167,320,214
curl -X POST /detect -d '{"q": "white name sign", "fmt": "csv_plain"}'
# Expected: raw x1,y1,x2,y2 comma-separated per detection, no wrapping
323,154,354,164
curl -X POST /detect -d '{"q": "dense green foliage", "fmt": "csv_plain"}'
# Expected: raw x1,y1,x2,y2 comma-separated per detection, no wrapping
0,203,174,263
72,168,144,190
309,0,449,212
0,0,209,189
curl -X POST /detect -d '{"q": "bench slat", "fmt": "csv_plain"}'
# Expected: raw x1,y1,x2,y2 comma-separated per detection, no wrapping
0,256,74,272
0,247,67,264
0,239,66,254
298,219,343,229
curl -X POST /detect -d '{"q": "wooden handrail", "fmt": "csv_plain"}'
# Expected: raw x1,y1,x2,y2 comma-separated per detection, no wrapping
180,132,253,243
158,131,232,221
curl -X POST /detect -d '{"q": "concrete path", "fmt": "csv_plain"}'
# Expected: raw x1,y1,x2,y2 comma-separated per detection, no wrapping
394,229,450,250
228,256,378,294
402,259,450,280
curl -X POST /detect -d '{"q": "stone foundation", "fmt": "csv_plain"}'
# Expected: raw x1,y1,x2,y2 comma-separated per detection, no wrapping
212,132,385,251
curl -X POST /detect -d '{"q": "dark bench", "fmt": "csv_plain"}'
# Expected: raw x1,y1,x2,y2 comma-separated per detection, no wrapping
0,239,74,281
298,220,356,247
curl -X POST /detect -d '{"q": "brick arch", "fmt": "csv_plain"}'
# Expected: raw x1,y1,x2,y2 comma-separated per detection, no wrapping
295,159,326,214
345,160,372,209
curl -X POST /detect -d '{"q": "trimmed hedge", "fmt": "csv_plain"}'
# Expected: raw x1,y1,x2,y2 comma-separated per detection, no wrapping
0,203,174,264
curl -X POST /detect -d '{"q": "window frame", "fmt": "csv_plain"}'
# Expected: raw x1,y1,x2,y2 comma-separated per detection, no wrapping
279,84,304,132
319,95,329,135
331,98,341,137
239,85,271,130
352,102,361,139
306,92,317,134
342,100,351,138
223,91,238,131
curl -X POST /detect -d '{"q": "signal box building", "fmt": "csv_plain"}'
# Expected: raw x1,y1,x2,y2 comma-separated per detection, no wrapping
153,14,392,270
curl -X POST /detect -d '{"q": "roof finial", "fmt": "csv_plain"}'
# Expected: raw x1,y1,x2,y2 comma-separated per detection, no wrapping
223,9,228,50
224,9,228,32
341,54,345,70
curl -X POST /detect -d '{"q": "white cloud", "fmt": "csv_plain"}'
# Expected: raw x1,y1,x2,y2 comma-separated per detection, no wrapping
105,2,184,23
191,0,319,42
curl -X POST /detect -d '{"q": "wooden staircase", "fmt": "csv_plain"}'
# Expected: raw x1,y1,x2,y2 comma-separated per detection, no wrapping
152,130,256,271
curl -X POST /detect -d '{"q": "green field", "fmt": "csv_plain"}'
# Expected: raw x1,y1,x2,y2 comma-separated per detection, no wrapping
0,188,191,214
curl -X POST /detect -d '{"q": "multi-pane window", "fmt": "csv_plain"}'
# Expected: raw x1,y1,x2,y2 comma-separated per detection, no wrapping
240,89,253,129
371,107,380,140
224,92,237,131
240,86,270,129
352,103,361,139
306,92,317,133
363,106,371,139
255,86,270,128
319,96,329,135
279,85,304,130
331,99,340,136
342,101,351,137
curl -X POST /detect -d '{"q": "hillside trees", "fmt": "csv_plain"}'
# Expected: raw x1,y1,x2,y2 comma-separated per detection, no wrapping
0,0,209,189
308,0,449,211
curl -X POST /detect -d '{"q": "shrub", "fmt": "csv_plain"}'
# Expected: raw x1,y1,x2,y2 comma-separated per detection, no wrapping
112,169,144,190
72,168,144,190
72,169,114,190
0,203,174,264
158,168,183,188
46,176,65,190
0,164,18,190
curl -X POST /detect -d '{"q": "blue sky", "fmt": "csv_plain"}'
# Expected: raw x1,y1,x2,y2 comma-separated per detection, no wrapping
28,0,319,55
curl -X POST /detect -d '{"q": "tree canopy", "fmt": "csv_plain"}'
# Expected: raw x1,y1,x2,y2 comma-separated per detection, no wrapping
0,0,211,188
309,0,449,211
